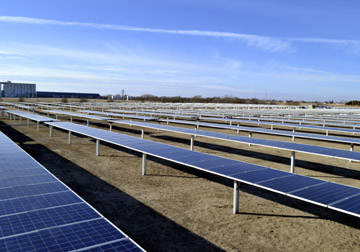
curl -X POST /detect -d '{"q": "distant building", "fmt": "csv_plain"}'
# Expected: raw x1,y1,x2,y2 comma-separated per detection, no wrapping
36,91,100,99
0,81,36,98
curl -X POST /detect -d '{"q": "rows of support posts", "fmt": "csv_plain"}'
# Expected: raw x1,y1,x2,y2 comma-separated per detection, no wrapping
5,112,360,215
48,123,242,214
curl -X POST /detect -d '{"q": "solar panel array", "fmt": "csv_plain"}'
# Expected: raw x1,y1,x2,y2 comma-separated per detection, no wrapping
45,121,360,218
45,110,112,121
110,120,360,162
200,116,360,135
160,119,360,146
79,110,159,121
0,131,144,251
109,109,199,119
6,110,60,123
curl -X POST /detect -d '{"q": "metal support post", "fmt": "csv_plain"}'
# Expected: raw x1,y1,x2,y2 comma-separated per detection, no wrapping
109,123,113,132
50,126,53,137
141,128,144,139
96,139,100,156
290,151,295,173
142,153,147,176
37,122,40,132
56,114,58,119
70,116,72,123
350,143,354,163
68,131,72,145
233,181,240,214
87,120,89,126
19,117,22,125
27,118,30,127
271,124,274,130
190,135,195,150
248,132,252,146
326,130,329,136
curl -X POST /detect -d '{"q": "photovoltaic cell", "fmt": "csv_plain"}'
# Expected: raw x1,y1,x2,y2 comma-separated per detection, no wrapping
0,182,68,200
0,219,130,252
257,175,325,193
231,168,291,184
0,203,99,237
0,191,82,216
330,193,360,215
0,131,144,251
208,163,267,176
290,182,360,205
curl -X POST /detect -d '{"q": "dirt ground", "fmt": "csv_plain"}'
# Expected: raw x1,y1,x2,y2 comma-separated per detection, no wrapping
1,111,360,252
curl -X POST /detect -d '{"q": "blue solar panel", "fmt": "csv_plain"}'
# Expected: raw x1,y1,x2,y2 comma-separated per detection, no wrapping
87,239,144,252
208,163,267,175
6,110,58,122
257,175,325,193
231,168,291,183
0,131,144,251
0,219,128,252
162,119,360,145
0,191,81,216
170,153,218,164
188,158,240,169
160,151,198,160
290,182,360,205
0,203,99,237
0,174,57,188
0,182,68,200
0,168,47,178
109,119,360,162
330,193,360,215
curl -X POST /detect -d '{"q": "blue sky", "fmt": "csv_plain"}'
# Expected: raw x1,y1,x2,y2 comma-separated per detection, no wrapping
0,0,360,101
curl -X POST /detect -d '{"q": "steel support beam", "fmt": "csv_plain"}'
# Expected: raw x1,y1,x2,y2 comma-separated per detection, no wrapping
68,131,72,145
96,139,100,156
190,135,195,150
142,153,147,176
233,181,240,214
290,151,295,173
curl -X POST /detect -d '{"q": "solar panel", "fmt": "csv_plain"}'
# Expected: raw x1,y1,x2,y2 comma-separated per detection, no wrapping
46,110,111,121
202,116,360,134
119,119,360,146
45,121,360,218
110,120,360,163
79,110,158,121
290,182,360,205
6,110,59,123
0,131,144,251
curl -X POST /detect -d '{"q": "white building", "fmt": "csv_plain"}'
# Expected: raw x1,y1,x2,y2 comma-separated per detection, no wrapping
0,81,36,98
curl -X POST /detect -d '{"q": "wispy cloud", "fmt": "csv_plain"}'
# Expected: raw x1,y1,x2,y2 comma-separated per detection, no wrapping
288,37,360,52
0,16,291,53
